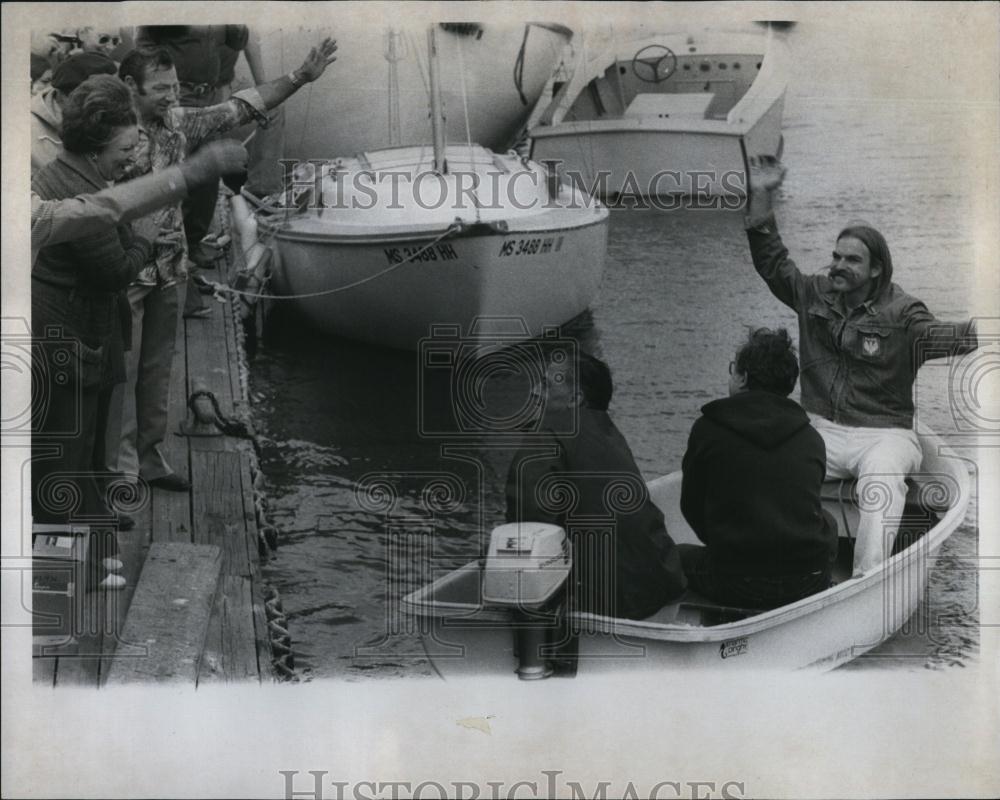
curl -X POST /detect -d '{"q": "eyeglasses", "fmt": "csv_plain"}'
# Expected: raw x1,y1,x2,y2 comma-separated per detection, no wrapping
98,34,121,46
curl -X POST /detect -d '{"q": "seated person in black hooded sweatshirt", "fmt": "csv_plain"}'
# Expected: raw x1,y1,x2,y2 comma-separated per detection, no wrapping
679,328,838,609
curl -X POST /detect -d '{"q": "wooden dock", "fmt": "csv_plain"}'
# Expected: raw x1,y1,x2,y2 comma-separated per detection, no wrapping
33,221,278,687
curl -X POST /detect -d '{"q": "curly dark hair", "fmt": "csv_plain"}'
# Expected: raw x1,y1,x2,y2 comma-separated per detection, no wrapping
60,74,137,155
734,327,799,396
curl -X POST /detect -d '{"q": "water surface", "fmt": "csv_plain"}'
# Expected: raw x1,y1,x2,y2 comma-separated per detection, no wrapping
251,93,989,679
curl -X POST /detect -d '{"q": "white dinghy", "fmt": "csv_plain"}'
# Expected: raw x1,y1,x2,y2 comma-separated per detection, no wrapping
403,432,970,676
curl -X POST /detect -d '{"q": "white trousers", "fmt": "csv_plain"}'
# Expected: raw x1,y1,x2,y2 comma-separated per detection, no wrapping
809,415,923,576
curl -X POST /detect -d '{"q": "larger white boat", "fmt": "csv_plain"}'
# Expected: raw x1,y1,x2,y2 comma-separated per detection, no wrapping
256,29,609,351
403,432,970,676
528,26,790,200
244,22,573,158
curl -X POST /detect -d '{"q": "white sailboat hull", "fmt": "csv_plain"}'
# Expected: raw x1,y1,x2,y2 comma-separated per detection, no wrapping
259,144,609,350
268,221,607,350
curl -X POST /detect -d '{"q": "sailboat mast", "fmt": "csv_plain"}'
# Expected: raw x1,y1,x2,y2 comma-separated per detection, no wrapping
427,26,447,174
385,28,403,147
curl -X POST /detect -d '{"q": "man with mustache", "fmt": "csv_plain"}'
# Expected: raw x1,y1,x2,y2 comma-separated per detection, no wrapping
743,157,979,577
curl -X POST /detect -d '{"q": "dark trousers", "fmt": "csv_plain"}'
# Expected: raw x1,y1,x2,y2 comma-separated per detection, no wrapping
32,280,119,558
180,86,222,314
678,544,831,610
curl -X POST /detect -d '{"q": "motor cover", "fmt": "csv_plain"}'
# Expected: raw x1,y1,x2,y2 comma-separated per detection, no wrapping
482,522,571,608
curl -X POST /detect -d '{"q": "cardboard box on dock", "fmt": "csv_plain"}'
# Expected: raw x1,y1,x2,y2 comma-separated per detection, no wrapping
32,524,90,655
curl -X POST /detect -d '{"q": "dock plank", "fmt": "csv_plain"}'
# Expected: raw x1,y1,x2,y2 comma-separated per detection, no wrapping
153,320,193,543
186,288,236,426
103,543,222,685
94,522,153,682
191,450,252,577
198,575,259,683
238,450,261,572
53,591,103,686
33,657,57,686
162,313,191,481
251,589,275,683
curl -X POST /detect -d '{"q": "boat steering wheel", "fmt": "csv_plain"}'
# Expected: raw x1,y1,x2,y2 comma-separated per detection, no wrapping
631,45,678,83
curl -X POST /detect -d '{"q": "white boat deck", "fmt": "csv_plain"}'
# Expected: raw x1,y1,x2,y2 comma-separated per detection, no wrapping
264,144,607,240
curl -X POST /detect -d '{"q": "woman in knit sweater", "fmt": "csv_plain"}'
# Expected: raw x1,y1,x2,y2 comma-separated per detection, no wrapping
32,75,159,589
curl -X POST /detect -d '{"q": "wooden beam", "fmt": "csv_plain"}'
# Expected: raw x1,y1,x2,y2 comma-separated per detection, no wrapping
33,657,57,686
103,542,222,685
154,319,193,542
198,575,259,683
191,450,252,577
53,587,104,687
251,588,276,682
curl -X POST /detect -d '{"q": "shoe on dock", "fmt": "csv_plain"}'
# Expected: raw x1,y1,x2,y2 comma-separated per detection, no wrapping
148,474,192,492
98,573,126,591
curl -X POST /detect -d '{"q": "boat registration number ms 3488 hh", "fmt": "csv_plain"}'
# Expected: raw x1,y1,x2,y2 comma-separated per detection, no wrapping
384,243,459,264
498,235,565,257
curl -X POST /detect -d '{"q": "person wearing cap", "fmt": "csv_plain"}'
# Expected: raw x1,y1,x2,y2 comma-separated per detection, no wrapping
30,30,78,95
31,53,117,171
75,27,124,59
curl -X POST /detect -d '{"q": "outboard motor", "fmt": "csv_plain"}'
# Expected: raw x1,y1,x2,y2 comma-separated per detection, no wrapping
482,522,572,680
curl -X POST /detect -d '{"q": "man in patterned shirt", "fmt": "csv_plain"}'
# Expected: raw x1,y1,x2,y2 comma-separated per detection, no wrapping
106,37,337,491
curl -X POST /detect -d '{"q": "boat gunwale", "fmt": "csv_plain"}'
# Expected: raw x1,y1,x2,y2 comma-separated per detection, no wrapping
262,213,610,245
530,110,776,138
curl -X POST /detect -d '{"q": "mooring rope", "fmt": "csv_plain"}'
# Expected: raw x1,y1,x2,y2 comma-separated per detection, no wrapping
205,219,464,302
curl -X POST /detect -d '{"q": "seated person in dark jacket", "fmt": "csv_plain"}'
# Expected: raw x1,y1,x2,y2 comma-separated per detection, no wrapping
506,352,687,620
679,328,838,610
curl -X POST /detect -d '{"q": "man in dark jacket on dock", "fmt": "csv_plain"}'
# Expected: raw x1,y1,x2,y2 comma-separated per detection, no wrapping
680,328,838,609
506,352,687,620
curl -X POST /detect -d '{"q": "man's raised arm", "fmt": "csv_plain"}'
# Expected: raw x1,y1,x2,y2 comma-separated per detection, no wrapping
181,37,338,151
744,155,809,312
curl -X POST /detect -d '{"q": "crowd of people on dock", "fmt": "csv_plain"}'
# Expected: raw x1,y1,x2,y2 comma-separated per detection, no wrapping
29,25,337,590
28,25,979,618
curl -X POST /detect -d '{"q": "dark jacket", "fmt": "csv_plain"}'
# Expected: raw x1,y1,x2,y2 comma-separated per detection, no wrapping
681,390,837,577
747,216,978,429
506,407,687,620
32,150,153,295
32,150,152,383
